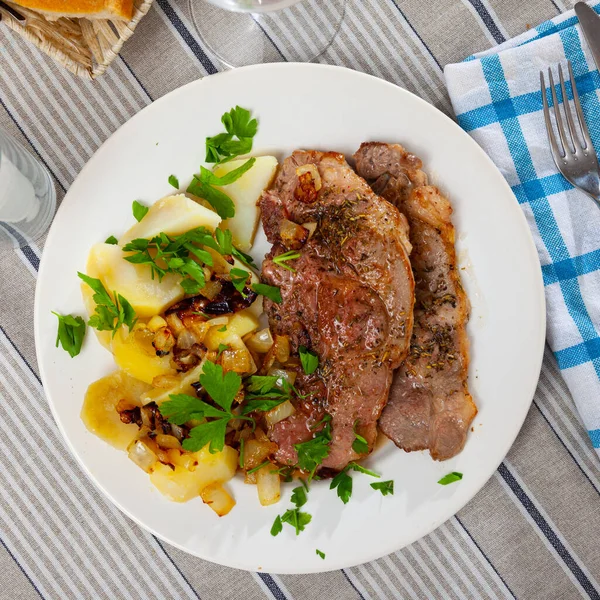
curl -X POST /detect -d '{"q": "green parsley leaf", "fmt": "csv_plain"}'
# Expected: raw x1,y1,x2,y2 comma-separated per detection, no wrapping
187,178,235,219
438,472,463,485
214,228,233,255
217,343,228,359
168,174,179,189
330,470,352,504
183,418,230,454
273,250,301,272
352,420,369,455
180,278,202,295
295,416,332,477
200,360,241,413
299,346,319,375
347,462,380,478
52,312,86,358
270,515,283,537
232,246,257,268
316,550,325,560
246,460,271,475
241,398,288,415
222,106,258,139
245,375,281,394
371,480,394,496
281,508,312,536
77,272,137,335
230,267,250,295
199,158,256,186
270,466,294,482
291,486,308,508
160,393,229,425
104,235,118,245
218,325,227,333
252,283,282,304
132,200,149,222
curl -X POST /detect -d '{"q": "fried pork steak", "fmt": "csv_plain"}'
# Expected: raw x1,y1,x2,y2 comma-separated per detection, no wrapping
259,151,414,471
354,142,476,460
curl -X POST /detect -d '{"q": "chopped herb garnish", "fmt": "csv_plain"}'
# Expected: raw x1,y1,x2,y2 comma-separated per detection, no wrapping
77,273,137,335
270,466,294,482
281,508,312,536
205,106,258,164
299,346,319,375
270,515,283,537
160,362,248,453
241,375,291,415
330,470,353,504
371,480,394,496
232,246,257,268
230,267,250,296
273,250,301,272
122,227,218,295
187,159,255,219
352,420,369,455
316,549,325,560
246,460,271,475
168,174,179,189
104,235,118,245
217,325,228,332
52,312,86,358
132,200,149,222
252,283,282,304
438,472,463,485
291,485,308,508
217,343,228,358
347,462,380,478
295,415,332,479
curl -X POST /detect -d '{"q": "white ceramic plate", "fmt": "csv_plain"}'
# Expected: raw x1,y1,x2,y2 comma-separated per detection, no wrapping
34,64,545,574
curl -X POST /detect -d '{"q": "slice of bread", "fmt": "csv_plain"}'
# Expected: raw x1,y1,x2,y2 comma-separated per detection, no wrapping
12,0,133,20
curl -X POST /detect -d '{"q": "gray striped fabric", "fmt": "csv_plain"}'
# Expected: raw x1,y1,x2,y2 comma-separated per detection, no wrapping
1,0,599,598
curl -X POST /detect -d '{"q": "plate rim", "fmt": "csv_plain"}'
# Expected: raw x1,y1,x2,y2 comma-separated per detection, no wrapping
34,62,546,573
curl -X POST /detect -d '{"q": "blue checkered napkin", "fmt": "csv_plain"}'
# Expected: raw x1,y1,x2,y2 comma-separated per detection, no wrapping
444,2,600,456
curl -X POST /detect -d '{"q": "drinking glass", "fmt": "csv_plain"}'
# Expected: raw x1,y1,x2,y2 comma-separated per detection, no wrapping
0,128,56,249
188,0,347,68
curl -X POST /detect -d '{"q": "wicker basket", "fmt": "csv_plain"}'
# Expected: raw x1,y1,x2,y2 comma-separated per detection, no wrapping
0,0,153,79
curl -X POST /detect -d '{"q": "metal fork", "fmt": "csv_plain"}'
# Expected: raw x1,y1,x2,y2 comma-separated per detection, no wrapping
540,61,600,202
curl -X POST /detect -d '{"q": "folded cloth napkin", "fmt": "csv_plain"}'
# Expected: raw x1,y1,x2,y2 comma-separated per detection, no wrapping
445,1,600,457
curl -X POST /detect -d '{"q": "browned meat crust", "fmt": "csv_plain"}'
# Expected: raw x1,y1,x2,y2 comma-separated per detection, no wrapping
260,150,414,471
354,142,477,461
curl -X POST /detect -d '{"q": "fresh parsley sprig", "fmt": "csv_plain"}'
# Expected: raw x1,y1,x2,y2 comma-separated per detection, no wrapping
160,361,250,454
271,483,312,537
77,273,137,335
299,346,319,375
241,375,292,415
351,419,369,455
330,462,380,504
132,201,148,222
52,312,86,358
371,480,394,496
206,106,258,164
187,158,256,219
438,472,463,485
294,414,332,479
273,250,301,272
251,283,282,304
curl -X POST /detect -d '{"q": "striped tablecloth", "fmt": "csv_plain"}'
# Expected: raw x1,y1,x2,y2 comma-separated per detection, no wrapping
2,0,600,598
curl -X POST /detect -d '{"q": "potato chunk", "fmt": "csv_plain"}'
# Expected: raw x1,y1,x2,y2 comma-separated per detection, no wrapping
120,194,221,245
81,370,151,450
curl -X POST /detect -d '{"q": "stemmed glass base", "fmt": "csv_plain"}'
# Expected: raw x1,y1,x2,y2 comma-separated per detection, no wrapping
189,0,347,68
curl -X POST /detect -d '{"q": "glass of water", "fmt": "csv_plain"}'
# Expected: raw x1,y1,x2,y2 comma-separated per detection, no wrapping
188,0,347,68
0,129,56,249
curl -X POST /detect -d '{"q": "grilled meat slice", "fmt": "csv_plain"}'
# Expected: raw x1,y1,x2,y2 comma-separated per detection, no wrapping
259,150,414,471
355,142,476,460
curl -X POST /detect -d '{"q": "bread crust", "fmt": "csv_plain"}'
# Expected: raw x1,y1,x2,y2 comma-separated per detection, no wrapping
13,0,133,20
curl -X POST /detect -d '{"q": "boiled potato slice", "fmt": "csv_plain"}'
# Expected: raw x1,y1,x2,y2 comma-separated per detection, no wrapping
120,194,221,245
112,327,175,385
204,309,259,351
150,445,238,502
140,362,204,406
213,156,278,251
81,370,151,450
200,483,235,516
87,243,184,318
